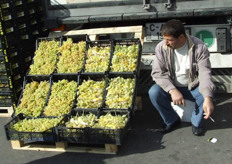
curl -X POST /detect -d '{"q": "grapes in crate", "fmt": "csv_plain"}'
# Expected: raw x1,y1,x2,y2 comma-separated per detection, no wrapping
65,113,97,128
76,79,105,109
93,113,128,129
29,40,60,75
85,46,111,72
105,77,135,109
110,44,139,72
43,79,78,116
15,81,50,117
11,117,62,132
57,38,86,73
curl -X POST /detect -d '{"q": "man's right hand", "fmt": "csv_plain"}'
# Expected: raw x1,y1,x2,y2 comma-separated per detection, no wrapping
169,88,186,106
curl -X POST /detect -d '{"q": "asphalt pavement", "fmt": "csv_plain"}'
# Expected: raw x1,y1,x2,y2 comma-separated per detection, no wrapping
1,93,232,164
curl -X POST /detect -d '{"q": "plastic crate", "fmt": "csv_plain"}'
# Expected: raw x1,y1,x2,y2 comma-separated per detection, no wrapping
53,35,88,74
82,40,112,74
109,39,142,75
0,53,4,61
0,1,42,19
74,73,106,112
0,84,11,93
35,36,62,50
102,74,137,112
56,110,97,143
29,13,44,25
62,35,89,43
13,75,51,117
1,33,19,47
0,73,8,84
4,114,60,142
87,111,130,145
0,20,16,35
0,61,6,71
0,61,23,104
0,95,12,107
0,62,11,93
1,4,26,20
41,74,78,117
0,0,24,8
27,36,62,75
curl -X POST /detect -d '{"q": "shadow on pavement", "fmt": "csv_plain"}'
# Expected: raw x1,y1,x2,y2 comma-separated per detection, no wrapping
26,95,165,164
4,94,232,164
205,98,232,131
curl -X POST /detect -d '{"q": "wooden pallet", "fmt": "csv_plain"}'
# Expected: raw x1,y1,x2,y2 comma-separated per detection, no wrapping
0,106,13,117
64,25,144,42
11,140,118,154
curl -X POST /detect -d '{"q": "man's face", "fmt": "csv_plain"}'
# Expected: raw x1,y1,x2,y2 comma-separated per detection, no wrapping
163,34,183,49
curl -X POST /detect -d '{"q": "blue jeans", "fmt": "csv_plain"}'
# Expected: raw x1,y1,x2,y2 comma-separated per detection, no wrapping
148,84,204,128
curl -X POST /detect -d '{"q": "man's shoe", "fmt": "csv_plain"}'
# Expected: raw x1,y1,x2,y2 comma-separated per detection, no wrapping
159,118,181,134
192,124,203,136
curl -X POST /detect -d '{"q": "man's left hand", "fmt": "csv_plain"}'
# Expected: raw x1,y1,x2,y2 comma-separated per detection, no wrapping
203,97,214,119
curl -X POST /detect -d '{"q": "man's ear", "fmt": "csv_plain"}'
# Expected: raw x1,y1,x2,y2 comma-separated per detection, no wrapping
179,34,185,39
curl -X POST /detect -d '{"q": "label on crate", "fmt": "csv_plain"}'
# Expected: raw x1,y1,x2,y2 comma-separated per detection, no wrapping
17,12,25,18
28,0,35,3
29,9,35,14
10,52,18,57
16,1,23,6
19,24,27,29
14,74,21,80
1,3,10,9
21,35,29,40
3,15,12,21
25,56,31,62
32,30,39,35
0,50,3,56
31,20,37,25
42,28,48,32
12,63,19,69
5,27,14,33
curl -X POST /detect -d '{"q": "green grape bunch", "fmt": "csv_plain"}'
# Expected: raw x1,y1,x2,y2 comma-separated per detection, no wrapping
43,79,78,116
29,40,60,75
85,46,111,72
15,81,50,117
110,44,139,72
12,117,62,132
76,79,105,109
105,77,135,109
57,38,86,73
65,113,97,128
93,113,128,129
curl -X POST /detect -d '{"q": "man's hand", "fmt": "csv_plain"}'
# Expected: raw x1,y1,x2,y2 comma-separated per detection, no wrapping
169,88,186,106
203,97,214,119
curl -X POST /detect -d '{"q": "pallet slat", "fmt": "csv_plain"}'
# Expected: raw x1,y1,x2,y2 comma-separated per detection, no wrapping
64,25,144,42
0,106,13,117
11,140,118,154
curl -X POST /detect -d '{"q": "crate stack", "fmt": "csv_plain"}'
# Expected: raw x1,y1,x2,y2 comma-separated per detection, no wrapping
4,35,142,152
0,0,49,109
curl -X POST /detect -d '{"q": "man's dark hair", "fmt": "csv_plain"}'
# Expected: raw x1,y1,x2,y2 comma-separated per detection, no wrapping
161,19,186,38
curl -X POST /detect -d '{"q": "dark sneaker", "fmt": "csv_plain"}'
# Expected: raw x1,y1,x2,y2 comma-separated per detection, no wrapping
192,124,203,136
159,118,181,134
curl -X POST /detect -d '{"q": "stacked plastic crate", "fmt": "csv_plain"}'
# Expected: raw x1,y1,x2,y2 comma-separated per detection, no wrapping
0,0,49,109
